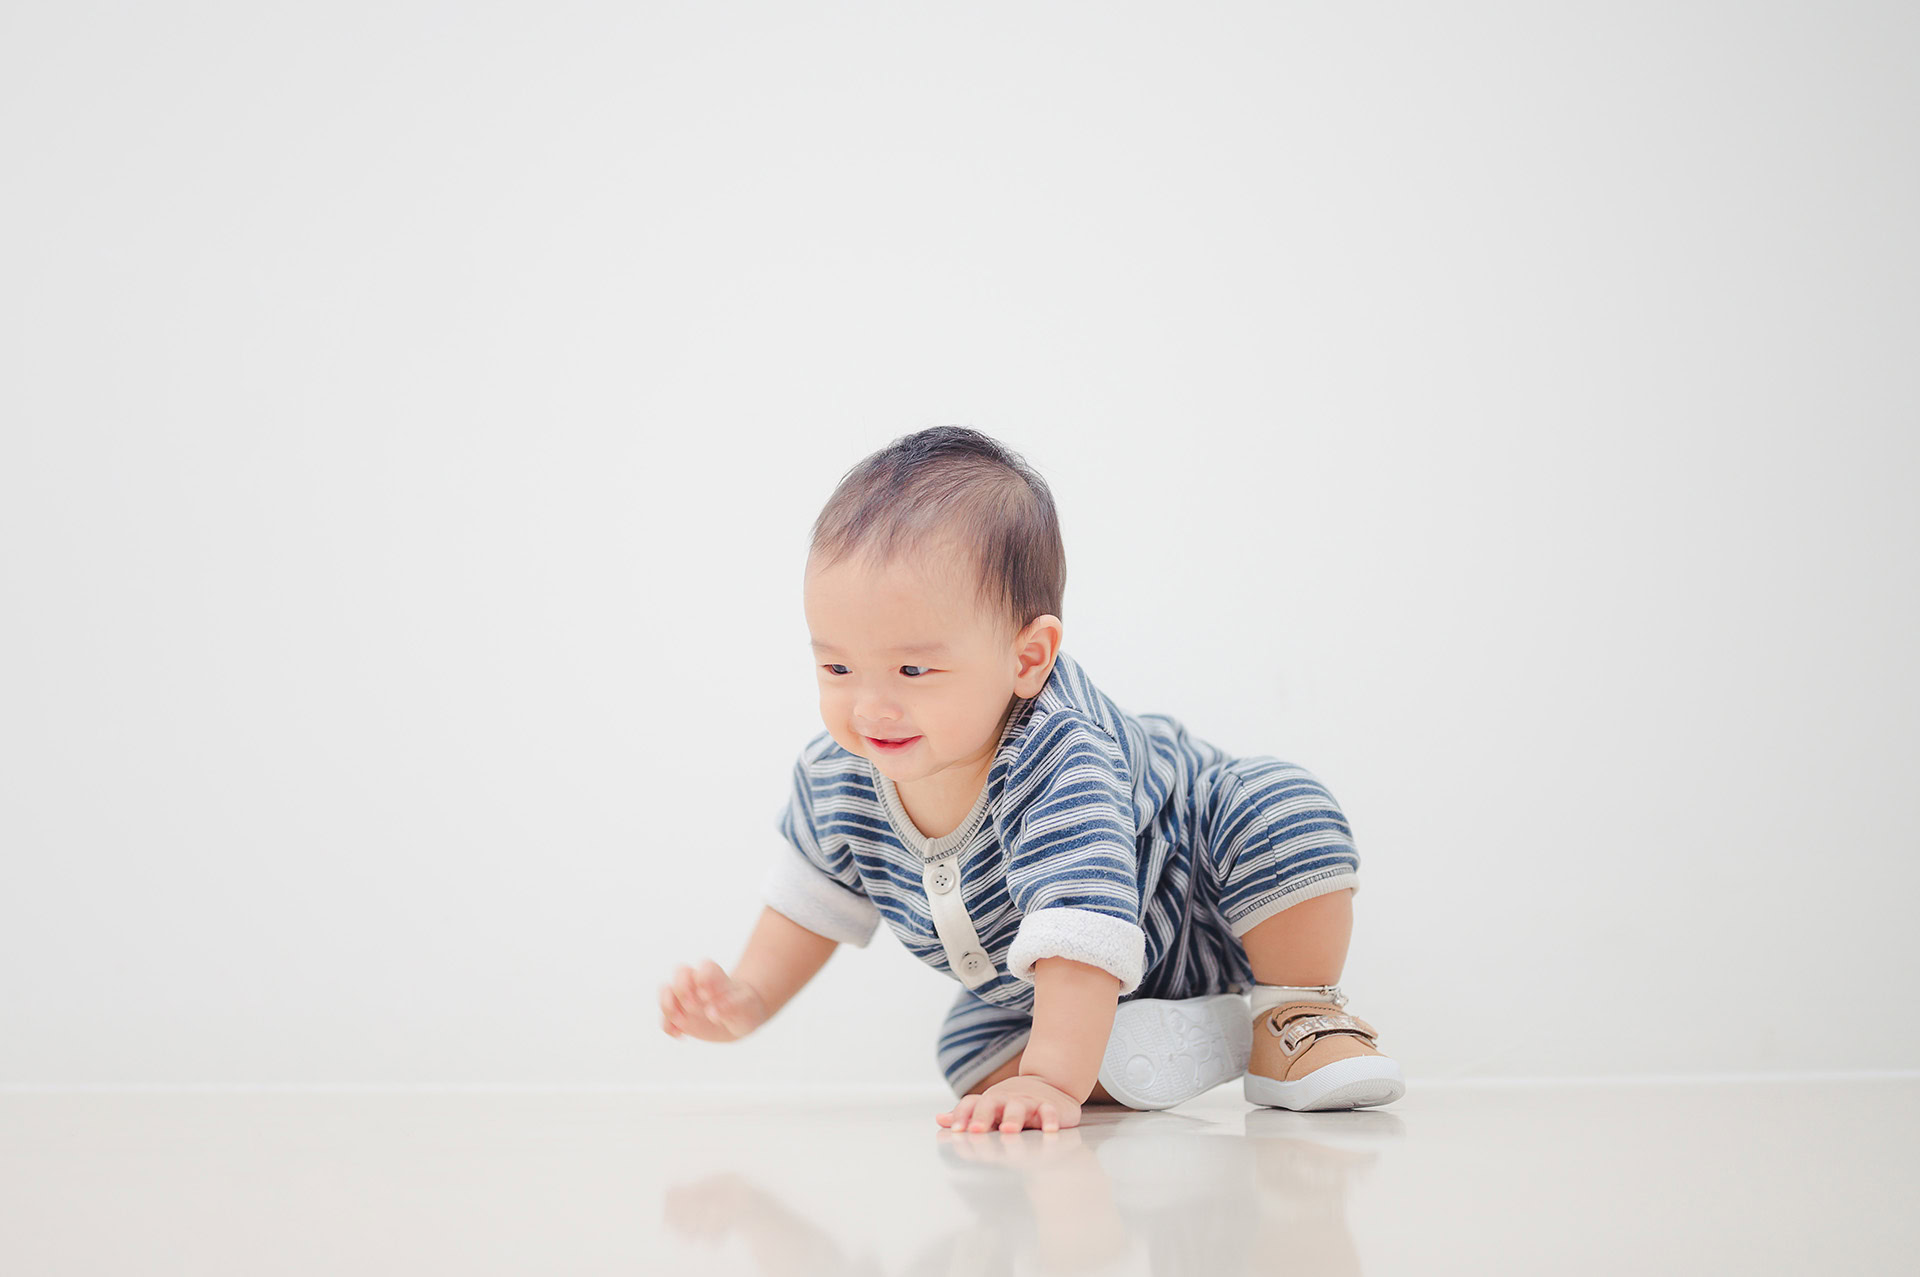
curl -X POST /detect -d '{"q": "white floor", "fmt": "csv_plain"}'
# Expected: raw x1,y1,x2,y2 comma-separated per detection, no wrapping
4,1076,1916,1275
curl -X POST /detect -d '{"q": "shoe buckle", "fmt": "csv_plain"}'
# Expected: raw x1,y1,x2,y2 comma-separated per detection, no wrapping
1266,1012,1377,1058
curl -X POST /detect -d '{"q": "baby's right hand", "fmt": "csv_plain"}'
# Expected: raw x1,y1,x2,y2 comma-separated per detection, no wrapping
660,959,770,1042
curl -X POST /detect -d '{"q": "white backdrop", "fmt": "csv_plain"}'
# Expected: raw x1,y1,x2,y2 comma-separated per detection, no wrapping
3,1,1915,1089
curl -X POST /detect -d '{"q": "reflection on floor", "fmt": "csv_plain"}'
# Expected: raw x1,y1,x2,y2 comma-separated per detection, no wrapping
3,1075,1916,1274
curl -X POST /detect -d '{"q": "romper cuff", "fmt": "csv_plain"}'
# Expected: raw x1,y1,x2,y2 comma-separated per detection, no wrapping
760,846,881,948
1007,907,1146,995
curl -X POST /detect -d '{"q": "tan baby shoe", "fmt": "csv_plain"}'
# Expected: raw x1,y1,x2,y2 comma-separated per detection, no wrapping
1242,985,1406,1111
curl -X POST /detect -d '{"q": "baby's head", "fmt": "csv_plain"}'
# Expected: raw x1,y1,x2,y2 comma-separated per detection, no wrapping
803,426,1065,786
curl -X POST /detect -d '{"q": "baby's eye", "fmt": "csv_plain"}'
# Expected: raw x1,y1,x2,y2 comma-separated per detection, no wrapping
901,665,930,678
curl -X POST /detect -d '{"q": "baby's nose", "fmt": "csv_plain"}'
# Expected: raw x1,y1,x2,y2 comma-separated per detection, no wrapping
855,697,903,723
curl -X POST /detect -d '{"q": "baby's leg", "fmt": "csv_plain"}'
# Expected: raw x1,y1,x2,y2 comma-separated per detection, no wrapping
1192,755,1361,983
969,1052,1121,1104
1239,886,1353,985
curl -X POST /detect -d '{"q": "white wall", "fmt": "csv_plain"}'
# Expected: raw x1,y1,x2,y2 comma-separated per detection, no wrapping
3,1,1914,1088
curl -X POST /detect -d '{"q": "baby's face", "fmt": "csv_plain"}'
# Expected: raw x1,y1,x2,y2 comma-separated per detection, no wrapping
804,545,1056,786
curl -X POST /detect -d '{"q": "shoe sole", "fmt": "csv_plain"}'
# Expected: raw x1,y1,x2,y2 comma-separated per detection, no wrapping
1097,993,1253,1111
1244,1054,1406,1110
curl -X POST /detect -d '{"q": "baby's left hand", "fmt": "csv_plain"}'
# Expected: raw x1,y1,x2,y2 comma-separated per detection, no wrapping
936,1075,1081,1133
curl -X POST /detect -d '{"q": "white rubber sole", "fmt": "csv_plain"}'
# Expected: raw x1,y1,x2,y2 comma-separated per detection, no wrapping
1097,993,1253,1111
1243,1053,1406,1110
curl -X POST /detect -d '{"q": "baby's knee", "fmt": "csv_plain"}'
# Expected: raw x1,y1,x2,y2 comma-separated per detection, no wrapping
961,1053,1126,1106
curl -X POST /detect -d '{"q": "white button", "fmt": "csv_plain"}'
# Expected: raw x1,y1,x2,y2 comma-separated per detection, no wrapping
928,861,957,894
960,952,985,974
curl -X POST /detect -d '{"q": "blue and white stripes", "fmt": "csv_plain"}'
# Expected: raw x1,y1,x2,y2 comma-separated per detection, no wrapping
759,650,1362,1040
997,709,1145,988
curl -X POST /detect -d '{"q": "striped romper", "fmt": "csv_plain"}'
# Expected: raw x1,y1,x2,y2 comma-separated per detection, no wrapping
759,650,1362,1098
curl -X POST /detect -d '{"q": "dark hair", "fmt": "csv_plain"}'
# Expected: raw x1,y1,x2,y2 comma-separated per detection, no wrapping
808,426,1066,641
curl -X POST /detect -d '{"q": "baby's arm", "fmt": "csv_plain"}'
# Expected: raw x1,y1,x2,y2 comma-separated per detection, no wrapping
1021,956,1122,1101
937,955,1121,1133
732,905,839,1021
661,906,838,1042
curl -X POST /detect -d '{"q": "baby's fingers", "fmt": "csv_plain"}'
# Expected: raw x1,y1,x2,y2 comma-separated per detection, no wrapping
658,984,689,1035
966,1098,1004,1133
695,959,731,1002
998,1099,1031,1133
664,969,732,1037
692,962,736,1005
671,964,703,1010
677,964,732,1027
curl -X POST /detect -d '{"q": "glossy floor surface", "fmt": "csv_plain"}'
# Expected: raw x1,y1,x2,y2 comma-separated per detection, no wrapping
4,1076,1916,1275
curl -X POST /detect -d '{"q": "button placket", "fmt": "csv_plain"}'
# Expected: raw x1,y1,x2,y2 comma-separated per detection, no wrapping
873,762,1000,992
922,854,998,989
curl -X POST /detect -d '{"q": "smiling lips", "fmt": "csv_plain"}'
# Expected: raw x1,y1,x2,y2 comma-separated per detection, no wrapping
867,734,919,749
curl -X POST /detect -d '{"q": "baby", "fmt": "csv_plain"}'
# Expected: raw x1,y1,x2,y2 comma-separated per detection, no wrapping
660,426,1405,1132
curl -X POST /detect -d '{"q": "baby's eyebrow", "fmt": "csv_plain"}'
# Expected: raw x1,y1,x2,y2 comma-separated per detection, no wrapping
810,640,951,655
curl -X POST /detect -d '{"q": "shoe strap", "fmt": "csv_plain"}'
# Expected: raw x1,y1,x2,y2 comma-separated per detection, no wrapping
1250,982,1347,1011
1263,1009,1379,1058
